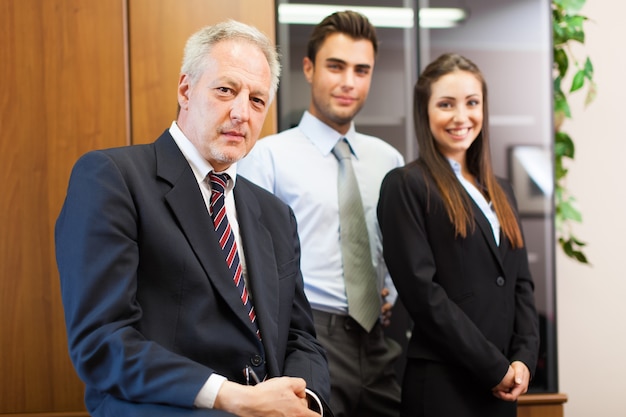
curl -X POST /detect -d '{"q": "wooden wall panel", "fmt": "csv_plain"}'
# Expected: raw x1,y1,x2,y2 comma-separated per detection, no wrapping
0,1,564,416
129,0,277,144
1,0,276,414
0,0,128,414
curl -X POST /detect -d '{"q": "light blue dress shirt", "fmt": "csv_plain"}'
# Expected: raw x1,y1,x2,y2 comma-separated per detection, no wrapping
449,159,501,246
239,111,405,314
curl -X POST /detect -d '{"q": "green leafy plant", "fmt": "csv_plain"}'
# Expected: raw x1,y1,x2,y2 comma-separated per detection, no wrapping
552,0,595,264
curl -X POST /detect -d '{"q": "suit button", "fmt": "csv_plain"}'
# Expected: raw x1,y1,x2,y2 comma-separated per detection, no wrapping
496,276,505,287
251,354,263,366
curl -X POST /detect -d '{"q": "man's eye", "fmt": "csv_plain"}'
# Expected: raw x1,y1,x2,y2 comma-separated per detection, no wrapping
251,97,265,108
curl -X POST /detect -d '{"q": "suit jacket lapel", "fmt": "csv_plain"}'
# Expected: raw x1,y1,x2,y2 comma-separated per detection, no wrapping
470,199,506,273
234,179,280,374
154,132,258,336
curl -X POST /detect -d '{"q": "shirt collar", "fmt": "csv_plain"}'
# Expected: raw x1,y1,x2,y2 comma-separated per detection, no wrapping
169,121,237,192
448,157,485,191
298,111,359,158
448,158,462,177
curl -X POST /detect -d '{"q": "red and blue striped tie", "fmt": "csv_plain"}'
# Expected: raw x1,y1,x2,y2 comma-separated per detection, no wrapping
208,172,260,339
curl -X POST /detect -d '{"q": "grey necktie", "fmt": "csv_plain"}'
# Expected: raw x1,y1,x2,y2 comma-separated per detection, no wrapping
332,139,381,332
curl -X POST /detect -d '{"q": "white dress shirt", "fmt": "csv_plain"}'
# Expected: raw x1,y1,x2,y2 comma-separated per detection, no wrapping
449,158,501,246
238,111,405,314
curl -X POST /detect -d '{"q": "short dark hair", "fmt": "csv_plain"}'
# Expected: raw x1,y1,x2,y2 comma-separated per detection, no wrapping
306,10,378,63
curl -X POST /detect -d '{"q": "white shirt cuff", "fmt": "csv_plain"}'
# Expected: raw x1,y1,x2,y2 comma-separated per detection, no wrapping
194,374,227,409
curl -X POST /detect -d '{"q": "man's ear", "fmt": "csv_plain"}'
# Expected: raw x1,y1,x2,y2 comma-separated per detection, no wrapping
303,57,314,84
177,74,191,111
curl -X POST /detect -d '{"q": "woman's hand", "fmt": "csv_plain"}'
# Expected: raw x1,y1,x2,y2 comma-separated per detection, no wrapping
491,361,530,402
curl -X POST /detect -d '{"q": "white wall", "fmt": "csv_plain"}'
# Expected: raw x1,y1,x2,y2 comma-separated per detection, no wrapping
556,1,626,415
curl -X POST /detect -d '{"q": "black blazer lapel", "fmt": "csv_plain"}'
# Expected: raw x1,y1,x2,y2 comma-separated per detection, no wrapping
470,199,506,273
234,179,280,373
154,133,257,335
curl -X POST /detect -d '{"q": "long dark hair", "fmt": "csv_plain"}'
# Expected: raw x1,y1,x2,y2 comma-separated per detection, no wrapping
414,53,523,248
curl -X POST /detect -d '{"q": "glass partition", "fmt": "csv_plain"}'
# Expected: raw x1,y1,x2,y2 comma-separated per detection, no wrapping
275,0,556,393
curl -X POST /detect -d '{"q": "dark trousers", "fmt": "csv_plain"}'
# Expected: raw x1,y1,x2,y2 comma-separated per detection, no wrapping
313,309,402,417
401,359,516,417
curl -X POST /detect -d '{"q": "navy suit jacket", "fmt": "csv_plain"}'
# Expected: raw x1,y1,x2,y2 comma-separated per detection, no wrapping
55,131,330,416
377,161,539,390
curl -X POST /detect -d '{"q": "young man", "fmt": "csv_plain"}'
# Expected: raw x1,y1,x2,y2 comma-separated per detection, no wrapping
239,11,403,417
55,20,330,417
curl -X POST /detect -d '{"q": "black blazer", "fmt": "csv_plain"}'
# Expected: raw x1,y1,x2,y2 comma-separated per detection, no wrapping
377,161,539,390
55,131,330,416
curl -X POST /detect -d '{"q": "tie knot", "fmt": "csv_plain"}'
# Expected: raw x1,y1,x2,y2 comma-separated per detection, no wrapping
332,139,352,161
209,172,230,194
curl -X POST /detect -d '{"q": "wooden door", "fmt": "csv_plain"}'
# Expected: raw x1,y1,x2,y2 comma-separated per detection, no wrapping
0,0,128,414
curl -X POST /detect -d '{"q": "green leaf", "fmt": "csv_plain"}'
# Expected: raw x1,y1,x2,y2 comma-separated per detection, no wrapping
554,48,569,77
584,57,594,78
553,75,563,94
555,131,575,158
559,236,590,264
555,164,568,182
554,0,586,13
554,14,585,44
554,94,571,119
552,18,566,46
558,200,583,222
570,69,586,92
585,80,598,107
572,250,590,264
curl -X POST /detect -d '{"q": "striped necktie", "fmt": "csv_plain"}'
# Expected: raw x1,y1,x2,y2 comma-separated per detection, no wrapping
208,172,260,339
332,139,381,332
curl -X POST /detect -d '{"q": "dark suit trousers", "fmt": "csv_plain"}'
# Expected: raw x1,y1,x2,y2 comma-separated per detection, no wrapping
313,309,402,417
401,359,516,417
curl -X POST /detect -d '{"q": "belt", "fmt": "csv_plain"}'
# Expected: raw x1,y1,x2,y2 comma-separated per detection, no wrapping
312,308,377,332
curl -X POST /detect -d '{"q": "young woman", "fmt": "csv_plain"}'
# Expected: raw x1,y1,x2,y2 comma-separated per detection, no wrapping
377,53,539,417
